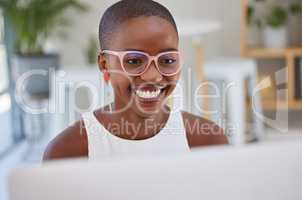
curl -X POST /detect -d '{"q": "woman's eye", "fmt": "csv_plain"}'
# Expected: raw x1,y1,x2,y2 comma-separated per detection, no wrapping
127,59,142,65
161,59,176,64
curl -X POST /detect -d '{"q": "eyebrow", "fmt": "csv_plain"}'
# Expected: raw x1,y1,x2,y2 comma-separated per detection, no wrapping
122,48,178,53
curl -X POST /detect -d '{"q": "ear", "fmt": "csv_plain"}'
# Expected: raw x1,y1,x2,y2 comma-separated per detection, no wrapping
98,53,108,73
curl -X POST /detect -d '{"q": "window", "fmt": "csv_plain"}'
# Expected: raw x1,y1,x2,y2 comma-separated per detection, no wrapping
0,13,13,155
0,13,8,93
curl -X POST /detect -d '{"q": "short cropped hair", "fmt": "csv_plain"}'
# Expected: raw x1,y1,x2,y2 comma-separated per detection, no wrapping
99,0,178,50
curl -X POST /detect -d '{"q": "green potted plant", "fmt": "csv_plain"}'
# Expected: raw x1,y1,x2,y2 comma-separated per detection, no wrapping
264,6,288,48
288,2,301,46
247,4,263,47
84,35,98,67
0,0,88,96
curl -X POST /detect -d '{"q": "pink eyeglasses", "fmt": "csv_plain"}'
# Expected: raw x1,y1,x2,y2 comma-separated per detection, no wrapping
101,50,181,76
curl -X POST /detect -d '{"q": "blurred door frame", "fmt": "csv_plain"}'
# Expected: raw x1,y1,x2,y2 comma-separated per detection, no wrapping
0,12,25,157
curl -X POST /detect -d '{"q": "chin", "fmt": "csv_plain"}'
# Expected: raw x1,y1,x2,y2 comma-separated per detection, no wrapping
132,99,164,118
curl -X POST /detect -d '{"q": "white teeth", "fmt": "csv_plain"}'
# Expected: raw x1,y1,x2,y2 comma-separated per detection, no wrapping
135,89,161,99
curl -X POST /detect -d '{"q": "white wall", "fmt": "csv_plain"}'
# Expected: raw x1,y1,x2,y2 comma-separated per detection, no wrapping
50,0,241,67
161,0,241,55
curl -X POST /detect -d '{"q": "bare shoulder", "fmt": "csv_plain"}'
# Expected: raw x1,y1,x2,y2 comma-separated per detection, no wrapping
43,119,88,161
181,111,229,148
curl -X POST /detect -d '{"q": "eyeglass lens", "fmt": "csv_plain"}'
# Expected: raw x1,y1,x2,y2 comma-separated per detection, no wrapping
122,52,180,75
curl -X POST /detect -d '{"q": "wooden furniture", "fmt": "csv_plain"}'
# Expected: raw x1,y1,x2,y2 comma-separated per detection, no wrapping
240,0,302,110
177,19,221,116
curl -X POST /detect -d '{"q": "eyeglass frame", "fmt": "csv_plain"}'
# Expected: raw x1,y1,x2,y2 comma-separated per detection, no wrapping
100,50,182,76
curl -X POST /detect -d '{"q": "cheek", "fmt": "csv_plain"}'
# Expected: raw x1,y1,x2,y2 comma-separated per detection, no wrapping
165,73,181,96
170,72,181,82
108,58,132,93
110,73,132,96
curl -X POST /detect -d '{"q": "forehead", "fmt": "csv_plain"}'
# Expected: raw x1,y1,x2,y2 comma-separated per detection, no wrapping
109,16,179,54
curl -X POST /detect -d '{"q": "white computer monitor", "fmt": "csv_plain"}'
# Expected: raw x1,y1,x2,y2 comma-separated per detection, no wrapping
8,139,302,200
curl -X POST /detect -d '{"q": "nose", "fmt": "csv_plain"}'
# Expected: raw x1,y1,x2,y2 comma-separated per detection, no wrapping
140,60,163,82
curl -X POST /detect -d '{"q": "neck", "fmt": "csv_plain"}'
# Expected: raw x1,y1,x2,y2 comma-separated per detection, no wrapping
103,101,170,140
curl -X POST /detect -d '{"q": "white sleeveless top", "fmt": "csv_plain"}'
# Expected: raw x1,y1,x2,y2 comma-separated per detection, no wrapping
82,109,190,160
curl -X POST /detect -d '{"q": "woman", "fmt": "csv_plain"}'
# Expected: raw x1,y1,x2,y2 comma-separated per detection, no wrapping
43,0,228,161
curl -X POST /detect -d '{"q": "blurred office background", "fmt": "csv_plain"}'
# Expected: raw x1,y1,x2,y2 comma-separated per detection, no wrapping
1,0,302,199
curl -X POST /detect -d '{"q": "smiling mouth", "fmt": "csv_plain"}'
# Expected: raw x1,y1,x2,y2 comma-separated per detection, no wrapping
131,84,167,102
